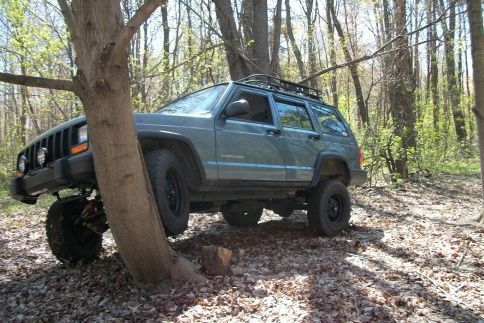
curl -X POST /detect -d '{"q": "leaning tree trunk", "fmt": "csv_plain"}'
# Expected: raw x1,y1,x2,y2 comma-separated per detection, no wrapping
466,0,484,223
67,0,174,285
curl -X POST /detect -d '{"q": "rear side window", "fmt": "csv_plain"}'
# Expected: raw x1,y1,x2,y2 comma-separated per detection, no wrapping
275,101,313,130
229,92,273,124
311,105,349,137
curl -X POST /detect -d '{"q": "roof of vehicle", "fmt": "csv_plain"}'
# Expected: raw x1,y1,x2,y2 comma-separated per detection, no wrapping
233,74,325,104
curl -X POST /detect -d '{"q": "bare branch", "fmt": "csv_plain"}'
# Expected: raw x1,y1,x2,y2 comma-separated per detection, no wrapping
301,37,443,84
110,0,167,66
57,0,76,38
300,2,466,84
0,72,76,93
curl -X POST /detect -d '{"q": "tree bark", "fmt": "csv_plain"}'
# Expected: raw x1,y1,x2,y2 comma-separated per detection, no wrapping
466,0,484,223
285,0,306,80
251,0,270,74
270,0,283,76
327,0,338,106
391,0,417,179
212,0,251,79
440,0,467,142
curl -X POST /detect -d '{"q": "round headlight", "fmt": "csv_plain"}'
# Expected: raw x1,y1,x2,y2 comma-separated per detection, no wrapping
37,147,48,167
18,155,28,173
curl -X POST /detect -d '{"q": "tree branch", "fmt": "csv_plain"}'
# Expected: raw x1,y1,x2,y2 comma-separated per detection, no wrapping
300,0,464,84
110,0,167,66
301,37,444,84
0,72,76,93
57,0,76,38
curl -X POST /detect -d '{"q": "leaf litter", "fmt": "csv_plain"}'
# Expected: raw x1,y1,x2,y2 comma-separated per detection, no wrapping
0,174,483,322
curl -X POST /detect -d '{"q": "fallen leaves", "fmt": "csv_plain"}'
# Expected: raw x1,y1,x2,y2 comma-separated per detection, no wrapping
0,174,483,321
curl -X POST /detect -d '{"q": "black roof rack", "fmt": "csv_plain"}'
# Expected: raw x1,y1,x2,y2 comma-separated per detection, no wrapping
237,74,323,101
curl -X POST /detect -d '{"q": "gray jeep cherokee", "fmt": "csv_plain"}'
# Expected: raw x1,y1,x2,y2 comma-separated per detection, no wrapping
11,75,367,264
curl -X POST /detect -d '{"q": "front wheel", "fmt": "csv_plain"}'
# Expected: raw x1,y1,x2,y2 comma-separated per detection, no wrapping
46,199,104,264
145,150,190,236
307,180,351,236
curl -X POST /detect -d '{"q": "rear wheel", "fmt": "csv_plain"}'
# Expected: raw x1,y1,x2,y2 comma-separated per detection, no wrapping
145,150,190,236
221,204,263,227
46,198,104,264
308,180,351,236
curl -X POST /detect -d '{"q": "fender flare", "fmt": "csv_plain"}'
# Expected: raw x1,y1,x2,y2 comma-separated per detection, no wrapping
137,130,207,184
309,152,351,187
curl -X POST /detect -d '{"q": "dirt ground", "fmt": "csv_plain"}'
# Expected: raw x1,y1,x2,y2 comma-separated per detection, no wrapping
1,174,483,322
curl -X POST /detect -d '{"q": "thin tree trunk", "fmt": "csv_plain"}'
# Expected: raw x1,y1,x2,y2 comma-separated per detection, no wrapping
329,0,369,125
285,0,306,80
327,0,338,106
440,0,467,142
466,0,484,222
271,0,283,76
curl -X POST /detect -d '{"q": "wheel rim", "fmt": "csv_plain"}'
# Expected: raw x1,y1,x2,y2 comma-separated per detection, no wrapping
165,170,183,215
327,193,344,223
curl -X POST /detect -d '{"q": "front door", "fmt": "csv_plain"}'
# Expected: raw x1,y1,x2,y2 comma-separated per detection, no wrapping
216,88,285,181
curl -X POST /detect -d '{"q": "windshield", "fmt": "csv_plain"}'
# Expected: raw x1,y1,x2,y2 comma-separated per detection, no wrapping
158,85,228,116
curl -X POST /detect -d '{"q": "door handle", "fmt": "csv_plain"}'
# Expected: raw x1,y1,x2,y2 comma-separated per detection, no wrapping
309,134,321,140
267,129,281,136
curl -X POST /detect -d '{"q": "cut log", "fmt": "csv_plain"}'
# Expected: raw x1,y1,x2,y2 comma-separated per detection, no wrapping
201,246,233,275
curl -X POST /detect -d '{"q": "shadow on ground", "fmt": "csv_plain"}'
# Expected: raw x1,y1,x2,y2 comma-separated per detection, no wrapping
1,198,482,321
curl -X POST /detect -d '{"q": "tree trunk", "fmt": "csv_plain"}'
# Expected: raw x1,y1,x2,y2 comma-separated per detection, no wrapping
466,0,484,223
241,0,254,65
270,0,283,76
285,0,306,80
440,0,467,142
327,0,338,106
329,1,369,125
305,0,318,89
427,0,439,130
65,0,174,285
213,0,251,79
251,0,270,74
391,0,417,179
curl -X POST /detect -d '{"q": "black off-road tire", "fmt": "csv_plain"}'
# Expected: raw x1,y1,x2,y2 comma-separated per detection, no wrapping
221,205,263,227
145,150,190,236
46,199,103,264
308,180,351,236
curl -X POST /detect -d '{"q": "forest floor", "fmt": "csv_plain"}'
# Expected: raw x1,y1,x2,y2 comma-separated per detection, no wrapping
0,174,483,322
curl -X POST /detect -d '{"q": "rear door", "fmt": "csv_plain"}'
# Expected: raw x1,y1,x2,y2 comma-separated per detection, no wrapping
272,95,325,182
215,88,285,181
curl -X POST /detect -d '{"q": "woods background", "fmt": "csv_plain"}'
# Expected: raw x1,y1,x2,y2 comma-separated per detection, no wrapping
0,0,478,187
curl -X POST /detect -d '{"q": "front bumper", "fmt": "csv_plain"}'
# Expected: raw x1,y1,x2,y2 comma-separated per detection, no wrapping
350,169,368,186
11,152,95,204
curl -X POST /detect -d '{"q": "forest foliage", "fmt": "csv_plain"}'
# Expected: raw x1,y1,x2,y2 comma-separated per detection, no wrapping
0,0,479,189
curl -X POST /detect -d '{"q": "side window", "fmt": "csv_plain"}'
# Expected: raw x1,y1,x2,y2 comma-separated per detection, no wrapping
276,101,313,130
228,91,273,124
311,105,349,137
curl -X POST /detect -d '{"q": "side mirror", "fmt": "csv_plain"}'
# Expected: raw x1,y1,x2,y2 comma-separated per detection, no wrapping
224,99,249,119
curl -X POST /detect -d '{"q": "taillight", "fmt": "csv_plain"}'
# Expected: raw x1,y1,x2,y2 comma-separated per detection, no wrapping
357,146,364,166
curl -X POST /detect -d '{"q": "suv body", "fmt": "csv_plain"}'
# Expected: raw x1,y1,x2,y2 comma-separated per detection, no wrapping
11,75,366,263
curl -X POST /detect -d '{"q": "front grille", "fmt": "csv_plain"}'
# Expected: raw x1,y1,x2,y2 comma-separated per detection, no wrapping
21,127,73,172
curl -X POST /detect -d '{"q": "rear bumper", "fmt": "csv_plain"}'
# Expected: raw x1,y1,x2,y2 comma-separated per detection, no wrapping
11,152,95,204
350,169,367,186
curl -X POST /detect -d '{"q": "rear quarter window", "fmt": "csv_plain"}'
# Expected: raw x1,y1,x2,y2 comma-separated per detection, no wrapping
311,105,349,137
